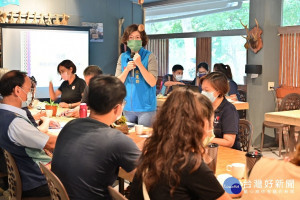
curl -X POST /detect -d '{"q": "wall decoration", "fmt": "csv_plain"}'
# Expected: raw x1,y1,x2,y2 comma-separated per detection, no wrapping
82,22,103,42
0,11,70,25
240,18,263,54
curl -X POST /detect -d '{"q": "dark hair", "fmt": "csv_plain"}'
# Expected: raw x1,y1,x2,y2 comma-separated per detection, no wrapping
200,72,229,97
83,65,103,76
197,62,209,72
136,88,214,195
57,60,77,74
172,64,184,72
30,76,37,89
88,75,126,115
121,24,148,47
213,63,232,80
0,70,27,97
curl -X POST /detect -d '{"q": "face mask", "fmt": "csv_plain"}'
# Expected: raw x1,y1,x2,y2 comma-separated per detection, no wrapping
197,72,207,78
202,129,215,147
19,88,33,108
175,75,183,82
61,72,70,81
202,91,217,103
127,40,142,52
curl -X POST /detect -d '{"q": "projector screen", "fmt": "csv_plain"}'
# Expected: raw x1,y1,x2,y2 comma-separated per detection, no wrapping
1,26,89,98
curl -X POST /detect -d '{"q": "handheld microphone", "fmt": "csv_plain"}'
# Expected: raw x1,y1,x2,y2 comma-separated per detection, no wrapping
130,52,135,77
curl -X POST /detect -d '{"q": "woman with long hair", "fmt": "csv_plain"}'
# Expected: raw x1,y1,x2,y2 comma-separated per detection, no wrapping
130,88,231,200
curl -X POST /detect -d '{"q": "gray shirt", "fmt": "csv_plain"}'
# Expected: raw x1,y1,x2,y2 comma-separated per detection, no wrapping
115,53,158,79
0,104,49,149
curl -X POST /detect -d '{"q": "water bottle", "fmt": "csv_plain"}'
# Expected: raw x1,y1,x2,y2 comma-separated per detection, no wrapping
79,103,87,118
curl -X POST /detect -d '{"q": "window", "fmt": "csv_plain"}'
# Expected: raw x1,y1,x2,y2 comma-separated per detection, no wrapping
145,0,249,34
166,36,246,84
168,38,196,81
212,36,247,85
282,0,300,26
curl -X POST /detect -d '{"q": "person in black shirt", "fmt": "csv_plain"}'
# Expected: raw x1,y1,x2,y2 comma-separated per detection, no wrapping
49,59,86,109
130,88,230,200
200,72,240,150
52,76,140,199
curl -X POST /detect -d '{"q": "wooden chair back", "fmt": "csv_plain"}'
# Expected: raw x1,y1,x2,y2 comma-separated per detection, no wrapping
3,149,23,200
238,119,253,152
39,163,70,200
108,186,127,200
279,93,300,111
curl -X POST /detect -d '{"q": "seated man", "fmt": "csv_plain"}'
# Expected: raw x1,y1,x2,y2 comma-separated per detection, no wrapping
62,65,103,118
0,70,57,198
52,75,141,199
160,64,185,95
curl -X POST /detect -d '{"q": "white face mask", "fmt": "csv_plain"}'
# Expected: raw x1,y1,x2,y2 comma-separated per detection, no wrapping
175,75,183,81
19,88,33,108
61,72,70,81
202,91,217,103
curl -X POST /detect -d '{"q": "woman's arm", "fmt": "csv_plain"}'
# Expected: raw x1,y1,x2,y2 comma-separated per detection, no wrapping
49,81,61,101
164,80,185,86
211,134,236,148
133,53,157,87
116,55,136,83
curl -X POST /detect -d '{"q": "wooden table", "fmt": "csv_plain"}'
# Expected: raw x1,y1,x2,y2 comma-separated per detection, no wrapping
119,133,246,181
265,110,300,153
157,97,249,110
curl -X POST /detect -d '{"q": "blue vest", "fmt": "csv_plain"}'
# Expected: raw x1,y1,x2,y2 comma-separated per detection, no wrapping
121,48,157,112
0,109,51,191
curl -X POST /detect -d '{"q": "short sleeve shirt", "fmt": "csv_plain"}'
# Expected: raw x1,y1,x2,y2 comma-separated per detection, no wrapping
130,160,225,200
58,75,86,103
52,117,141,199
214,98,240,150
0,104,49,149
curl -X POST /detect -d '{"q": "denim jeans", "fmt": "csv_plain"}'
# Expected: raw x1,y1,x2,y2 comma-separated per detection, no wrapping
124,111,156,127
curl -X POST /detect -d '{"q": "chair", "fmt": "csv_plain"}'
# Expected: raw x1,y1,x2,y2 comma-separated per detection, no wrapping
39,163,70,200
237,89,247,119
238,119,253,152
260,93,300,156
3,149,50,200
108,186,128,200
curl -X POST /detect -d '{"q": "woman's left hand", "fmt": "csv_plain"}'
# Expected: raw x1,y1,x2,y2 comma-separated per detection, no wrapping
133,53,142,68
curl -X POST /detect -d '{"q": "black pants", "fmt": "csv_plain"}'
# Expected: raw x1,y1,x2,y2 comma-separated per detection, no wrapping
22,184,50,197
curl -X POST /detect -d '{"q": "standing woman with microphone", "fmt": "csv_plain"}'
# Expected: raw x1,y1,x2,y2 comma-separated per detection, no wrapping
115,24,158,127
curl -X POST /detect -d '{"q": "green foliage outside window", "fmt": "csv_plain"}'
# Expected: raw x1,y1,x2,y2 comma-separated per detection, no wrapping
282,0,300,26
